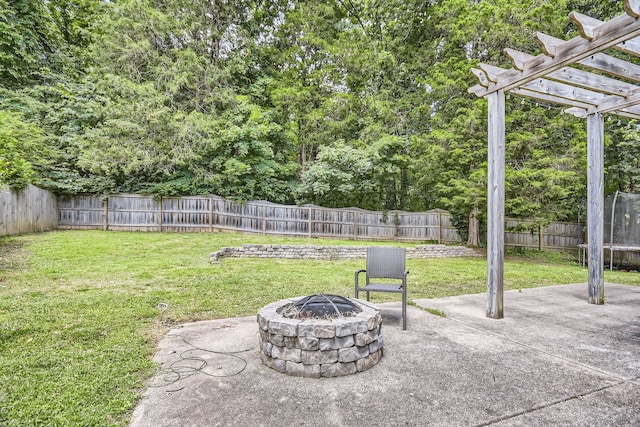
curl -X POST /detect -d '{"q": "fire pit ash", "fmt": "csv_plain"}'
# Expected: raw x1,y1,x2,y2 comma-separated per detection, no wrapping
257,294,383,378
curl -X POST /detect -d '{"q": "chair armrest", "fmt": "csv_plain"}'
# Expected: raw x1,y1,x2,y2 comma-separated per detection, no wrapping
355,269,366,287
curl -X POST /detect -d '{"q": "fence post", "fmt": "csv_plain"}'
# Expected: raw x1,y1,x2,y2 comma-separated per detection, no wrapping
158,196,163,232
437,211,442,244
262,204,267,235
394,212,398,241
308,207,312,238
103,198,108,231
353,210,358,239
538,224,543,251
209,198,213,232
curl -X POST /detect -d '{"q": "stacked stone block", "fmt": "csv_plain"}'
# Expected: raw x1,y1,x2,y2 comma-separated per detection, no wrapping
257,298,383,378
211,244,479,262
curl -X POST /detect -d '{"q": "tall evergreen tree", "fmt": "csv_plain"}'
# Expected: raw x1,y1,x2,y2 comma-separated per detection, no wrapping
78,0,298,199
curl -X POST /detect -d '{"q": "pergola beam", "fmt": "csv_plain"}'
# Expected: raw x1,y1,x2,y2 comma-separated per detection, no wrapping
472,68,640,119
547,67,638,97
472,15,640,97
579,53,640,83
504,48,535,71
469,85,640,120
471,68,491,87
624,0,640,17
501,48,640,96
534,32,564,57
588,90,640,115
570,12,607,40
565,106,640,120
571,11,640,55
520,79,640,118
509,88,595,110
522,77,615,105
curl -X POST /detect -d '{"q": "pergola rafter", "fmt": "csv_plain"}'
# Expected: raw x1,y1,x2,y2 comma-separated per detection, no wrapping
469,0,640,318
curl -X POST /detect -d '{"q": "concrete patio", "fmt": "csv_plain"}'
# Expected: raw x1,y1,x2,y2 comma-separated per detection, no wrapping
130,283,640,426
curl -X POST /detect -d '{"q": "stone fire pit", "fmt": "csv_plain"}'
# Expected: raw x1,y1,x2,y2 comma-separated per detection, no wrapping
257,295,383,378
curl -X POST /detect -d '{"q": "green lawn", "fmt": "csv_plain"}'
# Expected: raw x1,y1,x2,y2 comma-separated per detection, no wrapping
1,230,638,426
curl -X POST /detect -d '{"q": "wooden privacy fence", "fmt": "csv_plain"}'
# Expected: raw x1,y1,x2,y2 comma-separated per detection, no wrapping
56,193,585,251
57,194,461,242
0,185,58,236
0,187,628,258
504,218,582,252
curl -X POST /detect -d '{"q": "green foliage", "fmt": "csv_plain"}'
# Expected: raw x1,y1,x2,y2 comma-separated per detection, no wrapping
267,0,344,167
605,119,640,193
422,306,447,318
504,103,586,225
505,246,579,264
410,0,591,236
0,0,59,86
0,111,44,188
69,0,298,200
298,141,374,207
297,135,408,210
0,0,101,86
0,0,106,193
0,0,633,235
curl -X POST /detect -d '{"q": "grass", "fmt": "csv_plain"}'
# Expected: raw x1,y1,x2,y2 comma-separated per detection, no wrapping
1,230,639,425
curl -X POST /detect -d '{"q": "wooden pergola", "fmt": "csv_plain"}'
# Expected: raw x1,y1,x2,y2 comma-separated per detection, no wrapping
469,0,640,318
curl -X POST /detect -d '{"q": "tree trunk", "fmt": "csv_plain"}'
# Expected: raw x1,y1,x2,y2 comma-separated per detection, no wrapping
467,207,480,246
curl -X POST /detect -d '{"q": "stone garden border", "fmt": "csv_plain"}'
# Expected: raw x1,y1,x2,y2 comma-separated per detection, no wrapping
211,244,480,263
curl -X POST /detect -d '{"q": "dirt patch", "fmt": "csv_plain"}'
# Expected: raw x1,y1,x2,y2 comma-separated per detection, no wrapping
0,238,28,272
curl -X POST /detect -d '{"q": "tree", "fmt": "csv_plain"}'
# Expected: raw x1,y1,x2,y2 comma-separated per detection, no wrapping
504,102,586,226
0,111,45,189
0,0,631,242
297,135,408,210
605,119,640,193
75,0,298,199
176,98,298,202
412,100,488,241
410,0,588,240
298,142,374,208
266,0,344,170
0,0,106,193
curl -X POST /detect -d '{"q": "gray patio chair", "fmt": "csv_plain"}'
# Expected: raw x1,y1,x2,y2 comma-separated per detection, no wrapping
355,247,409,330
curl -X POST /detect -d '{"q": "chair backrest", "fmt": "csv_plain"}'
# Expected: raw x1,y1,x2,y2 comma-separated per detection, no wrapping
366,247,406,279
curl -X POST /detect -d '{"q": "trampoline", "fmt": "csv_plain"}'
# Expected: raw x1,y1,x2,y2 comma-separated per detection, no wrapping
579,191,640,270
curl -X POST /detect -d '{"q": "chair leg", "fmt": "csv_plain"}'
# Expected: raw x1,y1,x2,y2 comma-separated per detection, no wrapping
366,291,370,301
402,290,407,330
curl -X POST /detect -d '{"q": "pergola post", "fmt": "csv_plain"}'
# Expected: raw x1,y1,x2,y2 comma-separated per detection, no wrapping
587,112,605,304
487,89,505,319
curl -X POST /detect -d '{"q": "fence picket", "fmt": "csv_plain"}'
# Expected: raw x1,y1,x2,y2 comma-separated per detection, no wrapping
0,185,57,235
56,194,463,242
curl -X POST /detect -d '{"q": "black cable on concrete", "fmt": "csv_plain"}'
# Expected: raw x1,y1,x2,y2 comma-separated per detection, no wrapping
148,333,251,389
